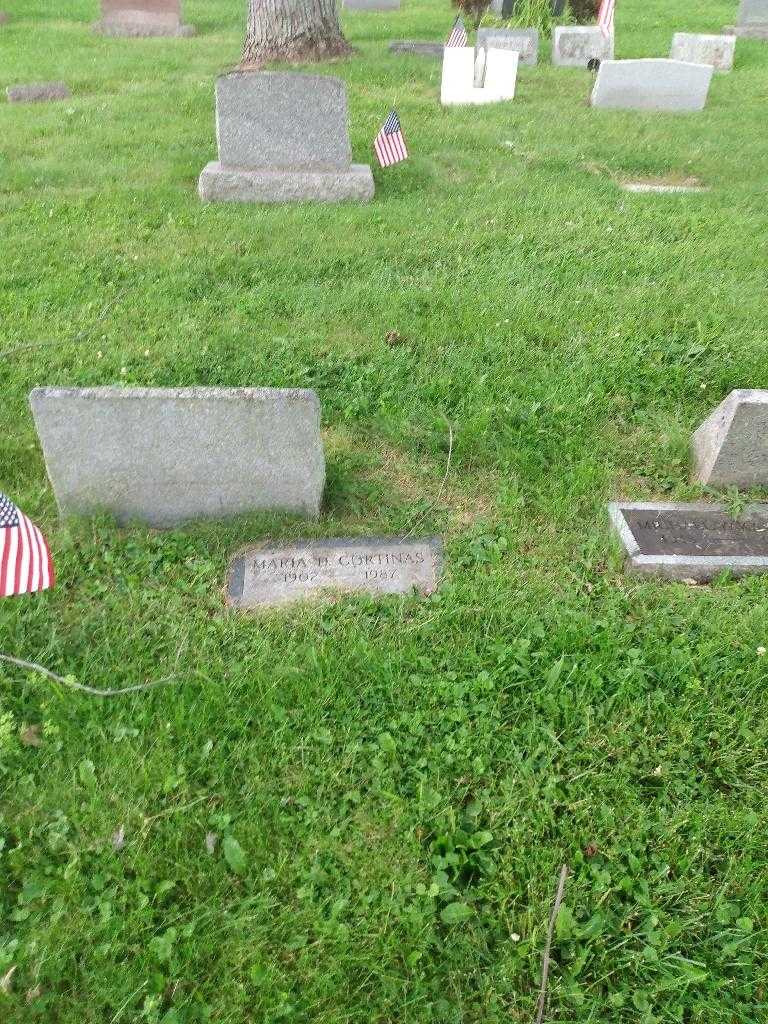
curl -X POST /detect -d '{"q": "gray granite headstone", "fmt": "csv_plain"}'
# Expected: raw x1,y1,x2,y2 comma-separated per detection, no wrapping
228,536,443,608
388,40,444,58
477,28,539,66
609,501,768,580
199,72,374,204
725,0,768,37
692,389,768,488
552,26,614,67
670,33,736,71
29,387,325,527
7,82,71,103
95,0,194,36
591,59,714,112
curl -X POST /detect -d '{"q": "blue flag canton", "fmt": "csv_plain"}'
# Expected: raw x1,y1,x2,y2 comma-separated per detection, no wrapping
0,493,20,529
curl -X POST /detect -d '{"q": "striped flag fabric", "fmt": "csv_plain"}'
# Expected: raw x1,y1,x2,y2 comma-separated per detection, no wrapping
446,15,468,48
373,110,408,168
0,492,54,598
597,0,615,38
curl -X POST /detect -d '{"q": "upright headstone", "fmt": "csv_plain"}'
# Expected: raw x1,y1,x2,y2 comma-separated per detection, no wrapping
7,82,71,103
725,0,768,39
476,27,539,66
609,501,768,581
344,0,400,8
591,59,714,112
670,33,736,71
552,26,614,67
199,72,374,204
29,387,325,527
691,390,768,487
95,0,194,37
441,47,518,105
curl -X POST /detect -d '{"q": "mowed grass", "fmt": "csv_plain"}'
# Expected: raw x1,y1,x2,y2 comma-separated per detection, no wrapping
2,1,768,1021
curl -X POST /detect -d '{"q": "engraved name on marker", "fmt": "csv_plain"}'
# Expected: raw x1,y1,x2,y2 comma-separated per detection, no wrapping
227,537,443,608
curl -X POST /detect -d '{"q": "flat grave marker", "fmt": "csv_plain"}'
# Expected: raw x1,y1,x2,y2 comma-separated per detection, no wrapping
388,40,443,58
7,82,70,103
95,0,194,37
610,502,768,581
228,536,443,609
692,389,768,487
30,386,325,528
344,0,400,9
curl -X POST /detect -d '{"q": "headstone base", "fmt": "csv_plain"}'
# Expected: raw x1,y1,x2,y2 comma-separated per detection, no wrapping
198,162,375,204
723,24,768,37
93,18,195,37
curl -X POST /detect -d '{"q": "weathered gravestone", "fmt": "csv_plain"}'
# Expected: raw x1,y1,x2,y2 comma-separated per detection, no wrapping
476,27,539,66
441,47,518,105
389,40,443,58
725,0,768,38
609,501,768,581
29,387,325,527
228,536,443,609
552,26,614,67
199,72,374,204
0,12,9,24
7,82,71,103
591,59,714,112
95,0,194,37
670,33,736,71
344,0,400,9
692,390,768,488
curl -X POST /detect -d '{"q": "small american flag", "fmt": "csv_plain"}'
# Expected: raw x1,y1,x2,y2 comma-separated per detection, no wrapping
597,0,615,38
0,492,54,598
374,110,408,168
446,15,468,48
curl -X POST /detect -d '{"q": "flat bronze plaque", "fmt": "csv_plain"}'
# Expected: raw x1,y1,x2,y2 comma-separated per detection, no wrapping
227,536,443,609
609,502,768,581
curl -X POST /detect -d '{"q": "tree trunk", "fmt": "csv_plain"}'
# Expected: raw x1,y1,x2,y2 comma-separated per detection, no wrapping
241,0,352,68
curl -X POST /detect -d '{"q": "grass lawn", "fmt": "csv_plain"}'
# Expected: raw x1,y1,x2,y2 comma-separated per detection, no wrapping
2,0,768,1020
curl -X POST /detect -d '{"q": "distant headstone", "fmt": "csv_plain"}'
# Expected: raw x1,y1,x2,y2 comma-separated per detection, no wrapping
199,72,374,204
725,0,768,38
691,389,768,487
29,387,325,527
441,47,518,105
95,0,194,36
609,501,768,581
620,181,709,193
0,12,9,24
7,82,71,103
228,536,443,608
552,26,614,67
477,28,539,66
389,40,444,58
670,32,736,70
344,0,400,8
591,59,714,112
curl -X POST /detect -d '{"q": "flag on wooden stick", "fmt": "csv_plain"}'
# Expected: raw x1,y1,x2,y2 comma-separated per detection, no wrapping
446,16,468,48
374,110,408,168
0,492,54,598
597,0,615,38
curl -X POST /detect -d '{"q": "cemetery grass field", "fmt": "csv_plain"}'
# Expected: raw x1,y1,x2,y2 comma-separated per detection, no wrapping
3,0,768,1021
